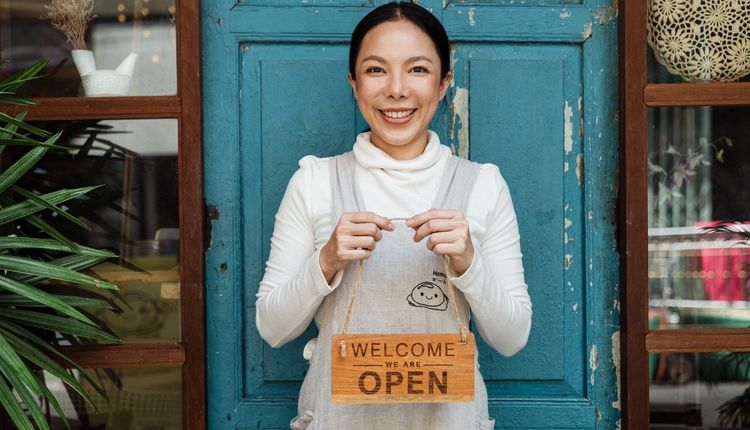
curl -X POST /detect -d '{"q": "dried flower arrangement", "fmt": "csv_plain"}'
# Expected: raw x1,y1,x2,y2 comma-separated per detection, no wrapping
42,0,96,50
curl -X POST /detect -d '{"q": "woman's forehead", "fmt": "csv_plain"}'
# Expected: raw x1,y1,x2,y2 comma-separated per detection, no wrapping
357,20,440,62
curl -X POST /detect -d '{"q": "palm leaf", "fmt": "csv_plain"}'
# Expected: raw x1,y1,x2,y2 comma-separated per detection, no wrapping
0,60,46,96
2,308,120,343
0,185,100,226
0,374,34,430
0,320,108,399
0,332,50,430
0,237,114,258
1,326,97,415
0,293,112,309
0,275,94,324
14,253,113,285
0,113,52,138
12,185,91,230
0,255,118,290
0,146,49,194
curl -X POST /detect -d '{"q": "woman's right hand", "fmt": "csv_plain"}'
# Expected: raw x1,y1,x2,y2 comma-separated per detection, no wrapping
319,212,394,283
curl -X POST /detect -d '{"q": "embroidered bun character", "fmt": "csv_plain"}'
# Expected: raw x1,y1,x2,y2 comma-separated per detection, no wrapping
407,282,448,311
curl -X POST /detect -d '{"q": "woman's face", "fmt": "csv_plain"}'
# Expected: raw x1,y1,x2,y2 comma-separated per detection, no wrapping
349,20,452,160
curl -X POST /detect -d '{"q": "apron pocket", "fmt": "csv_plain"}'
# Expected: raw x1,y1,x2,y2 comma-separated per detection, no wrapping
477,415,495,430
290,410,314,430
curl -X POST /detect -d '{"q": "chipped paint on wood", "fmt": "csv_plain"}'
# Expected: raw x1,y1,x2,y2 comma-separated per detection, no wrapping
564,101,573,154
559,9,572,19
611,331,621,410
468,8,476,26
564,218,573,229
572,302,578,312
576,153,584,186
451,87,470,158
564,253,572,269
564,161,569,172
590,344,599,386
593,0,618,26
581,21,593,40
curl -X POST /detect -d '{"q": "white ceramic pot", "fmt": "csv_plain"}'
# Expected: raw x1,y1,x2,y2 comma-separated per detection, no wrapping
70,50,138,96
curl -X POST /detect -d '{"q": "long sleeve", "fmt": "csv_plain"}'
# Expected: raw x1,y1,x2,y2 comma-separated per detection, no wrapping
255,157,342,348
451,165,532,357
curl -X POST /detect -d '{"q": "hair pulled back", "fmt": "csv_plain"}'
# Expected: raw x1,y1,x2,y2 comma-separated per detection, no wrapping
349,2,451,81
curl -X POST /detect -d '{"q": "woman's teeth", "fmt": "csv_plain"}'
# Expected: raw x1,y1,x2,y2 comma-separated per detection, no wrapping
382,109,415,119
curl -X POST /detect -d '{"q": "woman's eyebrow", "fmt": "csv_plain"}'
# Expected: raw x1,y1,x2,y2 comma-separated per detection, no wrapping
360,55,435,64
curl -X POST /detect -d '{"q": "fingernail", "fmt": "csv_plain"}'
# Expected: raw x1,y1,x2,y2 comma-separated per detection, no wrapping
388,222,395,230
406,218,413,227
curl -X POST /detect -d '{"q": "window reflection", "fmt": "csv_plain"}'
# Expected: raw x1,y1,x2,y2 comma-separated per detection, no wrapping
19,119,180,341
650,352,750,428
0,0,177,97
648,107,750,329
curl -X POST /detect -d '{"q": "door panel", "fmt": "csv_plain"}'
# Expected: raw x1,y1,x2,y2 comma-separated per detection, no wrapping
204,0,619,427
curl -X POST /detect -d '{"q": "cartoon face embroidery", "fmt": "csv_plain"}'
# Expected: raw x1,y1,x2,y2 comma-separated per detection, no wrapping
407,282,448,311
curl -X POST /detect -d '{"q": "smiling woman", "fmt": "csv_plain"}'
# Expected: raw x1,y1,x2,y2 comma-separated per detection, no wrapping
254,2,532,429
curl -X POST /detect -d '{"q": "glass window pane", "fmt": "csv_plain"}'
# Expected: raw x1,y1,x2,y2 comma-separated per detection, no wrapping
648,107,750,329
18,119,180,342
44,367,182,429
0,0,177,97
650,352,750,428
646,0,750,84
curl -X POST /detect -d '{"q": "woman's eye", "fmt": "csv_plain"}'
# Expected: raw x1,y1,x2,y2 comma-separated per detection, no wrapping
366,66,384,73
411,66,429,73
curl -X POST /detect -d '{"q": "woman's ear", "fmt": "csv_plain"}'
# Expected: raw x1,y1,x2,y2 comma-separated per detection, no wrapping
439,71,453,101
347,73,358,100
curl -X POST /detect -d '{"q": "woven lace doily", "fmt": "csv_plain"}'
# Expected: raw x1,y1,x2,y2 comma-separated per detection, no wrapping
648,0,750,82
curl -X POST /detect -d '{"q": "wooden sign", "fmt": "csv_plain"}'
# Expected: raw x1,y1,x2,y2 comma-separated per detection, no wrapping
331,333,475,404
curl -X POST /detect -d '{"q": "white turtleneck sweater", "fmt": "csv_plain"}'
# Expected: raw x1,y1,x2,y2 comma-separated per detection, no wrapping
256,131,532,357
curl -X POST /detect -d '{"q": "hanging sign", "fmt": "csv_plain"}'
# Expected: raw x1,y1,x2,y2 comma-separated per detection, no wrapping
331,333,475,404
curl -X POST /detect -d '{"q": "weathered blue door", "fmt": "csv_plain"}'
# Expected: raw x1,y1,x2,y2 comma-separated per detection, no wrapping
203,0,620,428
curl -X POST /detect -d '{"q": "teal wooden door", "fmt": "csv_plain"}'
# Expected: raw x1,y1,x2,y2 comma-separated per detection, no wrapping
203,0,620,428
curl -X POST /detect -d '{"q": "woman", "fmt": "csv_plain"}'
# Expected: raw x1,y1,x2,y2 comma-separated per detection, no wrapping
256,3,532,429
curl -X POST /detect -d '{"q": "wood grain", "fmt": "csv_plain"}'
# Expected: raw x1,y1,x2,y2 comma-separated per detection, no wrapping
0,96,181,120
644,83,750,107
646,329,750,352
331,333,475,404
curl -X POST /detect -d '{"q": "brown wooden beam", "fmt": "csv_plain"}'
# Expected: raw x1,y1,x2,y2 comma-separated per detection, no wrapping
176,0,207,429
644,83,750,107
619,0,649,426
646,329,750,352
58,343,185,368
0,96,181,120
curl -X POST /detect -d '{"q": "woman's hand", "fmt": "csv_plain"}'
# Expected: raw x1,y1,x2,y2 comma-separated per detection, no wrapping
407,209,474,277
320,212,394,283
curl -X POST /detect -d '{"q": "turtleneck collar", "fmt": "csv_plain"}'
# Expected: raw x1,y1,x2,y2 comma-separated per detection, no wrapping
352,130,449,172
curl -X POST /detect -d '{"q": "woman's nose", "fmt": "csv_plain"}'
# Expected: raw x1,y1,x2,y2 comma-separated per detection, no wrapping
385,72,407,99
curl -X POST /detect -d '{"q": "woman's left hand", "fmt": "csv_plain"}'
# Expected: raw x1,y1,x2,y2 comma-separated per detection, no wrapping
407,209,474,277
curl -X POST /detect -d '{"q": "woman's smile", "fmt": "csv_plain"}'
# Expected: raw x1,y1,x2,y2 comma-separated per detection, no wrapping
380,108,417,122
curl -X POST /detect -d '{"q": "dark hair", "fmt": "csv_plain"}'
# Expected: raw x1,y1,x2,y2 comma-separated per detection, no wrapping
349,2,451,81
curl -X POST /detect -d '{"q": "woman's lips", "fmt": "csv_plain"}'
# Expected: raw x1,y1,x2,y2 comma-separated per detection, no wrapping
379,108,416,124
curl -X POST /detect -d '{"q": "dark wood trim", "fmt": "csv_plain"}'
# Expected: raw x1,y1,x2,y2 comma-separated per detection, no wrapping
646,329,750,352
58,343,185,367
0,96,181,120
619,0,649,426
176,0,207,429
644,83,750,107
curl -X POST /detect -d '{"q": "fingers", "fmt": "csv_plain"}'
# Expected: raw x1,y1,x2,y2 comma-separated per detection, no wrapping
344,211,394,231
406,209,459,230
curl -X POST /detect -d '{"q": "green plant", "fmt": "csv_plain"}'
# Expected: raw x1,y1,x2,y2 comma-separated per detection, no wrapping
0,60,120,429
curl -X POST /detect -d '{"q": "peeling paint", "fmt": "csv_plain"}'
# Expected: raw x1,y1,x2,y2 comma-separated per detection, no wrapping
572,302,578,312
564,218,573,229
559,9,571,18
593,0,619,26
564,254,572,269
564,161,569,172
449,47,458,88
468,8,476,26
588,210,593,220
451,87,470,158
611,331,621,410
590,344,599,386
576,153,584,186
613,299,620,312
581,21,593,40
564,101,573,154
564,232,570,244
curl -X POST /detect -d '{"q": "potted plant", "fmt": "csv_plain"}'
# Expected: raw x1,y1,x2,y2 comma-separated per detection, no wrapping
42,0,137,96
0,61,121,429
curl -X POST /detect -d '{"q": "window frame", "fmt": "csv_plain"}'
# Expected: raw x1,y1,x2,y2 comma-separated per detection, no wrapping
0,0,205,428
619,0,750,428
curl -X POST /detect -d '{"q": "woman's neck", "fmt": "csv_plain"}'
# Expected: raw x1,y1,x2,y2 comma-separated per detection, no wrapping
370,133,429,160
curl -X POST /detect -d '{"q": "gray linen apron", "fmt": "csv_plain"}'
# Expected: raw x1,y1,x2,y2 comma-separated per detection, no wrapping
291,152,495,430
